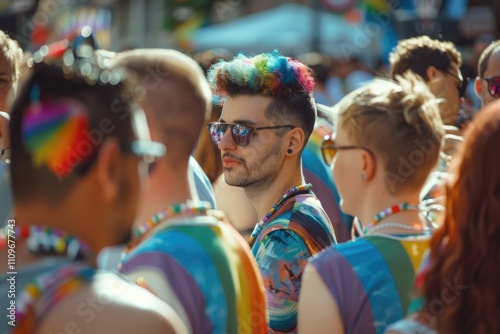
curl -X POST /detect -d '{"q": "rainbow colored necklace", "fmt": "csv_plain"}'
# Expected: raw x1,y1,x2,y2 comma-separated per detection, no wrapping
15,264,95,330
0,225,91,260
370,203,420,227
120,201,211,265
249,184,312,246
1,225,93,331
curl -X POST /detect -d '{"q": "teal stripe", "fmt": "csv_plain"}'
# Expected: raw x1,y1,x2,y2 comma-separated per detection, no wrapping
133,229,227,333
338,239,403,334
364,236,415,315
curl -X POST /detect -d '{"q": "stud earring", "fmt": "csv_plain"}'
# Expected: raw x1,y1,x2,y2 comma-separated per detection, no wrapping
361,173,366,181
287,149,293,154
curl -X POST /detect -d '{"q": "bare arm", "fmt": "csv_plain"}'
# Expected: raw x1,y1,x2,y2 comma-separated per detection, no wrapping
298,263,344,334
37,272,188,334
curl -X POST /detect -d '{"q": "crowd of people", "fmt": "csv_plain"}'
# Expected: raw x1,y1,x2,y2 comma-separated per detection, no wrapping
0,25,500,334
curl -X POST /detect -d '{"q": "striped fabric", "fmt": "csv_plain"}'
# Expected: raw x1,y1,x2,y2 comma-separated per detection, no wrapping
311,234,431,334
303,126,351,242
251,193,336,334
120,216,268,334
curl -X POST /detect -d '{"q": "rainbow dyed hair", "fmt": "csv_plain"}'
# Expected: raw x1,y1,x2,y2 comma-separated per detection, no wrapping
22,96,94,178
207,50,315,101
207,50,317,144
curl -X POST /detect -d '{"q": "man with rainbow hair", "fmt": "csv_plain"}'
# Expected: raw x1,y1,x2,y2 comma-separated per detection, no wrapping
207,50,337,334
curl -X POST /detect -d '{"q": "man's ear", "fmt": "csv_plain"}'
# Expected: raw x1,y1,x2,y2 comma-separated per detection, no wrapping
95,138,121,202
426,66,440,82
286,127,306,156
474,76,483,98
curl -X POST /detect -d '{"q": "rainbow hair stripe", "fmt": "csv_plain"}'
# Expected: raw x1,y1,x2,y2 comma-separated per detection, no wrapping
208,50,315,101
22,98,93,178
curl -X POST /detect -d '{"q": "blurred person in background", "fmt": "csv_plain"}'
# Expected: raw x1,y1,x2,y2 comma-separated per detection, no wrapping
390,35,464,206
299,75,444,334
390,36,464,138
208,51,337,333
115,49,268,334
0,30,23,161
475,39,500,108
0,43,185,334
387,95,500,334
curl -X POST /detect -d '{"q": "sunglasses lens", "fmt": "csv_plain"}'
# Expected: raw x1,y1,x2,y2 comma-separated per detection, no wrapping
321,139,337,166
231,124,252,147
489,78,500,98
208,123,225,144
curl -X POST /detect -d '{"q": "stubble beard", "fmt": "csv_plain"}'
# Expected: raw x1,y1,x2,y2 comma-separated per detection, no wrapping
224,141,283,195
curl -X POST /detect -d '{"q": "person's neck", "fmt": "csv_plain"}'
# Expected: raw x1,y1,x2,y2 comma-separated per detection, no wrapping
135,163,193,228
246,170,306,223
12,203,99,267
360,192,422,228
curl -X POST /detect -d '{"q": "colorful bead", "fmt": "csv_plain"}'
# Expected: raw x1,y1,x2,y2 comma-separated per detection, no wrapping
370,203,420,227
120,201,212,269
0,225,90,260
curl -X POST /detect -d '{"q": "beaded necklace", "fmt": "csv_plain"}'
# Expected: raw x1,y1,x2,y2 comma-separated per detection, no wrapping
15,265,95,330
370,203,420,227
0,225,93,331
120,201,211,266
0,225,91,260
249,184,312,246
365,222,432,235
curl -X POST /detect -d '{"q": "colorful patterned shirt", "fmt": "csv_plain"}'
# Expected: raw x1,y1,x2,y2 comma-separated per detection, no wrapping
250,193,336,334
310,234,431,334
120,215,268,334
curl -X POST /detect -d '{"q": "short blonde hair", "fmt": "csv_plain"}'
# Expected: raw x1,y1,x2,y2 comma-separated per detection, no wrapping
0,30,23,84
336,74,444,194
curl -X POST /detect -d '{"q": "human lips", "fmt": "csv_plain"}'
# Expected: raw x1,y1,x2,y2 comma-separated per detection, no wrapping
222,155,243,168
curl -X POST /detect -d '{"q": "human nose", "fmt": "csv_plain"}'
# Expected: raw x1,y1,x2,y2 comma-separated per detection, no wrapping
217,126,237,151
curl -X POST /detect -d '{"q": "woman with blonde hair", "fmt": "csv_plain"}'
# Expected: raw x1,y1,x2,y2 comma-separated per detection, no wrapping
298,75,444,333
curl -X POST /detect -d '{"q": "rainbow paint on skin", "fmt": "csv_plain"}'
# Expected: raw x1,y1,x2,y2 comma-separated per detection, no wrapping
208,50,315,100
22,98,94,178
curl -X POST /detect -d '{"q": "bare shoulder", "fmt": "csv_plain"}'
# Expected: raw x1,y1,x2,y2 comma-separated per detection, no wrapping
37,271,188,334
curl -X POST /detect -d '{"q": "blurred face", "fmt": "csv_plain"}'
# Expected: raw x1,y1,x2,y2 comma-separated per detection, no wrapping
331,125,364,217
477,50,500,107
218,95,287,192
429,64,463,126
0,53,14,111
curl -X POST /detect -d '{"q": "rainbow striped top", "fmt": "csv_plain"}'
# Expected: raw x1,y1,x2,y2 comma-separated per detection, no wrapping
120,215,268,334
310,233,431,334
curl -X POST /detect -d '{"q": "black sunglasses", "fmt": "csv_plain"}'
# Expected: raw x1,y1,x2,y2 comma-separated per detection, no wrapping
207,122,294,147
442,70,468,98
320,135,374,166
482,77,500,98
